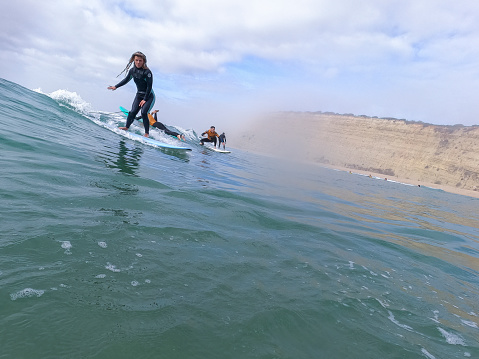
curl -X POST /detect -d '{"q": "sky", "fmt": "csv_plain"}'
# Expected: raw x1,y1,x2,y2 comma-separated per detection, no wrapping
1,0,479,130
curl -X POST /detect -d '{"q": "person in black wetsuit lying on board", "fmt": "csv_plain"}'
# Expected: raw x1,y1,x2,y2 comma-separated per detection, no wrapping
130,110,185,141
108,51,155,138
149,110,185,141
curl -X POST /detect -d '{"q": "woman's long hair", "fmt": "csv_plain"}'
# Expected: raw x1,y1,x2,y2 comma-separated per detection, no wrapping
117,51,149,77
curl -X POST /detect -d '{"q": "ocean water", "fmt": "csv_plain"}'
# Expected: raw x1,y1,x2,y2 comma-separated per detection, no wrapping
1,77,478,359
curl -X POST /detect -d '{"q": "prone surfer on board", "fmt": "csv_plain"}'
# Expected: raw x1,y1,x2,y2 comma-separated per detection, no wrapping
107,51,155,138
131,110,185,140
200,126,219,146
149,110,186,141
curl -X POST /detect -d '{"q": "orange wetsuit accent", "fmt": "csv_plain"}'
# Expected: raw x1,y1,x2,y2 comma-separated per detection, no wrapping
147,114,156,126
204,129,219,140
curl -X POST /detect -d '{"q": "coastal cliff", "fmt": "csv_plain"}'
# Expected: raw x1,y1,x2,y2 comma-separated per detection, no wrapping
233,112,479,192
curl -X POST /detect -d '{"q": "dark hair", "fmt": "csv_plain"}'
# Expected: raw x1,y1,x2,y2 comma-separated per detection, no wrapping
117,51,149,77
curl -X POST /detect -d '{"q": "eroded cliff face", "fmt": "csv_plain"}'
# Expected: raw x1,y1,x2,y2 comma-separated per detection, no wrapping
234,112,479,191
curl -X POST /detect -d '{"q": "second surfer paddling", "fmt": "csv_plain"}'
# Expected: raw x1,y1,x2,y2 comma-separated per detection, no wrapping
108,51,155,137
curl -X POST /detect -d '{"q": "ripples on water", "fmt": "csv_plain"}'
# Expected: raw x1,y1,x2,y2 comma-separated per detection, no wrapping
0,79,478,358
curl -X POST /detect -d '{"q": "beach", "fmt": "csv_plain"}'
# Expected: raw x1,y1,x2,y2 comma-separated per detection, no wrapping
230,111,479,199
321,163,479,199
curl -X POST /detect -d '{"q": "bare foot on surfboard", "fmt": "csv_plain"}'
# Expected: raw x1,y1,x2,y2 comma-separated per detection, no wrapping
119,127,128,131
143,133,149,138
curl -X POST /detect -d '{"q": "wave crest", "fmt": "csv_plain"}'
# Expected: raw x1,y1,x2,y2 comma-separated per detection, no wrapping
34,88,92,114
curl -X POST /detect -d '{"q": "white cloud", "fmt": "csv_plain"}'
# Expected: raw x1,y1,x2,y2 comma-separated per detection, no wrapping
1,0,479,127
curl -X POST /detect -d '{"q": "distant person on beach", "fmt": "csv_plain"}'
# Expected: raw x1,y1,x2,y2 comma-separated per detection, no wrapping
218,132,226,150
149,110,185,141
108,51,155,138
200,126,219,146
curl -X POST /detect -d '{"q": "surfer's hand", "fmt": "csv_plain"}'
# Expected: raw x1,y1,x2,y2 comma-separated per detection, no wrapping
108,86,116,91
139,100,146,107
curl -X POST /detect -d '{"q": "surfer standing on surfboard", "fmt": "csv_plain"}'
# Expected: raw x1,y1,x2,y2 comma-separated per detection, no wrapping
108,51,155,138
200,126,220,146
218,132,226,150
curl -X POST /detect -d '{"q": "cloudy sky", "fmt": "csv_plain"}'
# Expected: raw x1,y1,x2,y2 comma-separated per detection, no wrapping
1,0,479,129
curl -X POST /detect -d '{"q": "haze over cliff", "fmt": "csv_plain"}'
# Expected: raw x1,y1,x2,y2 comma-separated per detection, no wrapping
232,112,479,193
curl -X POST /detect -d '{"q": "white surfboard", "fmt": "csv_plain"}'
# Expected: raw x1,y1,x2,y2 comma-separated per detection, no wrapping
203,145,230,153
211,147,231,153
119,106,191,150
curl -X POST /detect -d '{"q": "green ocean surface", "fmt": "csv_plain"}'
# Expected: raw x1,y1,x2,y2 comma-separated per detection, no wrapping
1,78,478,358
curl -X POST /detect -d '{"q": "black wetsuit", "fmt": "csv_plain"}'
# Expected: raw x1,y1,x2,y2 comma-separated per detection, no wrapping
152,113,181,137
115,66,155,134
218,133,226,146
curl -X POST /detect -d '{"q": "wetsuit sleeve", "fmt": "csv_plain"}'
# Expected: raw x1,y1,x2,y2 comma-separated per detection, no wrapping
114,68,133,88
143,70,153,101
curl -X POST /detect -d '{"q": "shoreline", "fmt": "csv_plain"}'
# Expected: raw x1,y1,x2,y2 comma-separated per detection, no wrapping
231,146,479,200
229,111,479,200
317,163,479,199
230,112,479,199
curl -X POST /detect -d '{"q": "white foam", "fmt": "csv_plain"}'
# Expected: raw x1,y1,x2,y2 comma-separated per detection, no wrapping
40,89,92,114
461,320,478,328
421,348,436,359
10,288,45,301
131,281,139,286
61,241,72,255
98,242,107,248
376,298,389,308
105,263,121,272
429,310,440,324
136,253,143,257
437,327,466,346
95,274,106,278
388,311,413,331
